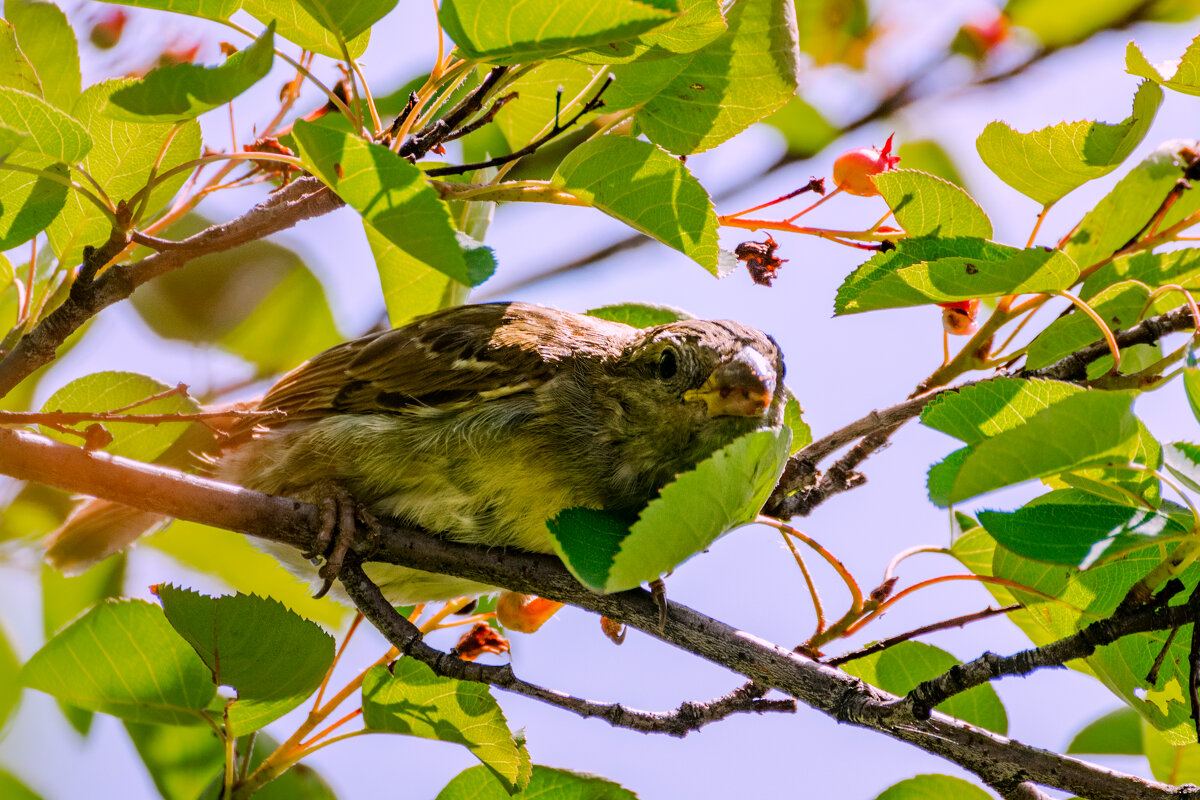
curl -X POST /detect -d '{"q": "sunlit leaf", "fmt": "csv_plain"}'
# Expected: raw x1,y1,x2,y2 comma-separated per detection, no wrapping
363,659,531,791
977,81,1161,206
549,428,790,592
836,238,1078,314
39,372,199,462
439,0,676,63
105,26,275,122
552,136,720,273
873,169,991,238
927,391,1140,507
1127,35,1200,97
6,0,78,110
157,586,334,735
22,600,215,725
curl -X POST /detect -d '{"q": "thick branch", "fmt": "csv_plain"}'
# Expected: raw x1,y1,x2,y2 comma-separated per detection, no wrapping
0,177,343,399
0,427,1193,800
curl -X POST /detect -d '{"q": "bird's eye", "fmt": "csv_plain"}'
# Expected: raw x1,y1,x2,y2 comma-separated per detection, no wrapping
657,347,678,380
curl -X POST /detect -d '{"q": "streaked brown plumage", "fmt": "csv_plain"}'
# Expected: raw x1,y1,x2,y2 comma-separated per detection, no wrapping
218,302,785,603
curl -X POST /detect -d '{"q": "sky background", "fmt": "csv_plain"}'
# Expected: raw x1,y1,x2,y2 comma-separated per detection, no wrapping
4,0,1200,797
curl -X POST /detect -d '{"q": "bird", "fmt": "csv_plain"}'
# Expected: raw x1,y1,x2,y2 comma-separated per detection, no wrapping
213,301,787,610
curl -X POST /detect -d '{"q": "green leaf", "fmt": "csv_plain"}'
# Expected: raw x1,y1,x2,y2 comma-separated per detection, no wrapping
1081,248,1200,300
1143,718,1200,782
291,120,485,286
41,556,126,734
921,377,1084,445
436,765,637,800
147,520,348,630
783,391,812,453
927,391,1140,507
873,169,991,238
0,771,42,800
873,774,993,800
362,659,531,792
1127,35,1200,97
0,622,21,731
129,214,341,376
549,427,791,592
835,237,1078,315
157,586,334,736
1067,707,1143,754
1064,141,1200,269
895,139,967,188
552,136,720,272
976,81,1162,206
840,642,1007,733
6,0,79,110
1006,0,1155,48
366,221,463,329
243,0,368,58
47,79,202,269
439,0,675,63
760,95,837,158
92,0,240,19
629,0,801,154
585,302,693,327
39,371,200,462
124,720,225,800
795,0,871,68
105,26,275,122
978,497,1187,566
949,526,1200,736
0,156,68,250
1187,368,1200,427
0,21,43,97
1164,442,1200,494
1025,282,1178,370
21,599,215,725
295,0,396,42
0,87,89,162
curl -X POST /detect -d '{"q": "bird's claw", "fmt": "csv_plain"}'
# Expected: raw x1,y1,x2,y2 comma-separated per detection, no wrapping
650,577,668,631
307,482,381,599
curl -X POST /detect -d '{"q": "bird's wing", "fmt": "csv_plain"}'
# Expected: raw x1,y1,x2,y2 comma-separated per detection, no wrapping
244,303,636,429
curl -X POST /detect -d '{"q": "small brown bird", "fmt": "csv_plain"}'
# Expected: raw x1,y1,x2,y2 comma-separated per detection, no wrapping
46,303,786,621
216,302,786,606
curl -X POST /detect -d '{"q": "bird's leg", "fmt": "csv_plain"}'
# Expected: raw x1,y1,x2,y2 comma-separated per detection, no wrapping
307,481,382,599
496,591,565,633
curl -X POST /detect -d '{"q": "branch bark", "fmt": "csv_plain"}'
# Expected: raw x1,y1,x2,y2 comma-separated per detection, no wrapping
0,425,1193,800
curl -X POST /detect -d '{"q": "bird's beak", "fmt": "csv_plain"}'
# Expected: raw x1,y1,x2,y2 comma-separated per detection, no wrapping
684,346,777,417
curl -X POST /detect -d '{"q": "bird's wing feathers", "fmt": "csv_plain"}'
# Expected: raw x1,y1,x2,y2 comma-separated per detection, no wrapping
245,303,637,430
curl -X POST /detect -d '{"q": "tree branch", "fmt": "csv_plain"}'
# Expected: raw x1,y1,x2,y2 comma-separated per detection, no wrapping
0,177,343,399
764,305,1199,517
0,425,1193,800
339,556,794,736
891,580,1190,721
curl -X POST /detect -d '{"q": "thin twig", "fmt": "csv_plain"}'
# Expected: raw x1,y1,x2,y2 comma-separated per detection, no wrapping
828,605,1021,667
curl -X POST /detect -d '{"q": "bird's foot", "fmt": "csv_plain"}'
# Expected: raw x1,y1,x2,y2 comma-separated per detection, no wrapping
306,482,382,599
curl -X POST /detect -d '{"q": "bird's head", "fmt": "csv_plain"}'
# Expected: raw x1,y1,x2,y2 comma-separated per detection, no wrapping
572,317,786,508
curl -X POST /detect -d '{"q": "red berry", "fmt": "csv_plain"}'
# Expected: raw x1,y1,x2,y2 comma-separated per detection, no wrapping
89,10,127,50
832,133,900,197
940,299,980,336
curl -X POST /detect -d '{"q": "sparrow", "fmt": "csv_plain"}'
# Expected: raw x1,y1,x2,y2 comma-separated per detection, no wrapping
214,302,786,606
